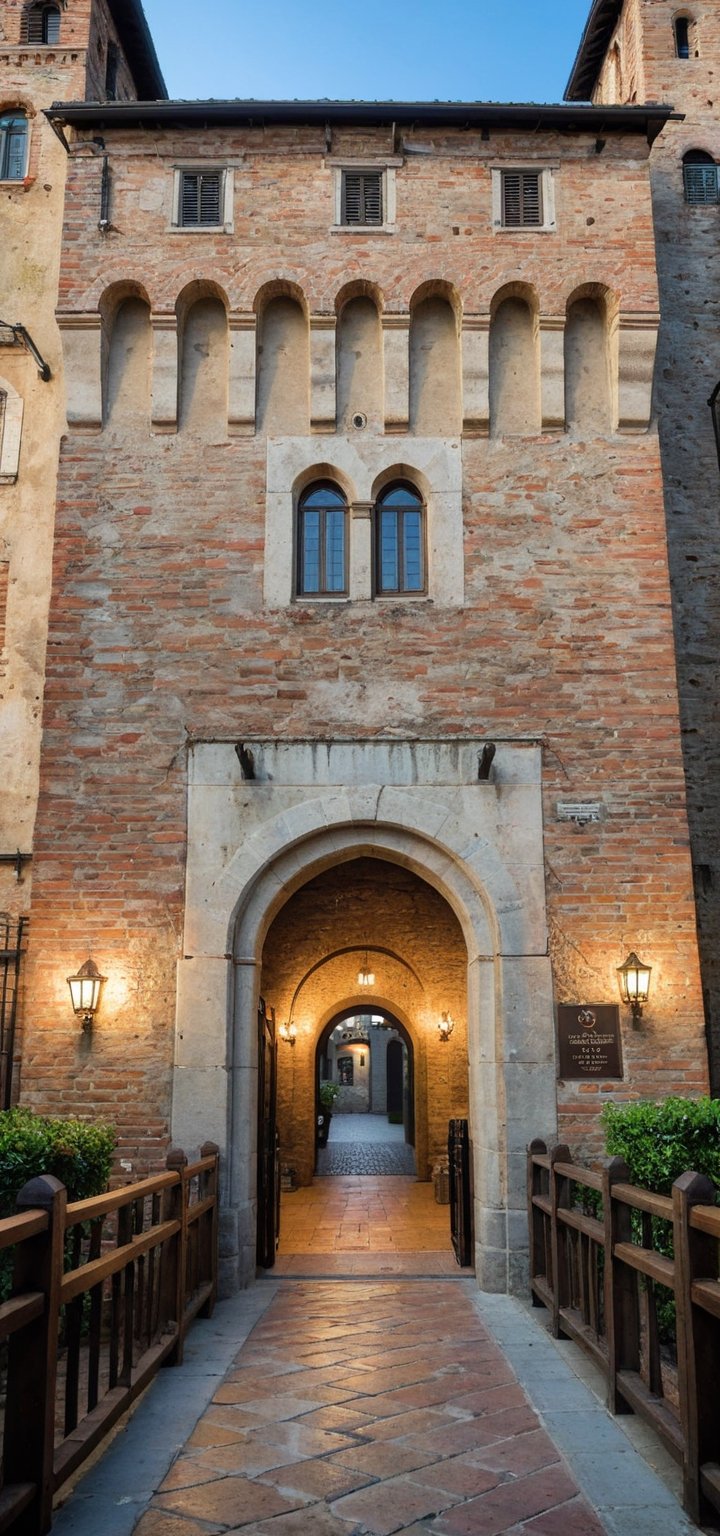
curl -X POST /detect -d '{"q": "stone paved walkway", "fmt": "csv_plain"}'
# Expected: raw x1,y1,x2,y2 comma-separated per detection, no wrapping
130,1281,607,1536
317,1116,416,1177
52,1280,695,1536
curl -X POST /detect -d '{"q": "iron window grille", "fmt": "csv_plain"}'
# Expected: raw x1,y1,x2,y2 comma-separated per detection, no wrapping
683,159,720,204
178,170,224,227
376,483,426,595
341,170,383,226
297,483,348,596
25,4,60,42
501,170,543,227
0,114,28,181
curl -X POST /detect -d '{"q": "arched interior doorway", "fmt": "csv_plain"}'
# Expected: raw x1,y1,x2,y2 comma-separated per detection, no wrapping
315,1005,415,1167
258,856,470,1265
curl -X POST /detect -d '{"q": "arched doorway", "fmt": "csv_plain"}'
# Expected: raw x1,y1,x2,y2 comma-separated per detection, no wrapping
315,1006,415,1170
173,737,558,1293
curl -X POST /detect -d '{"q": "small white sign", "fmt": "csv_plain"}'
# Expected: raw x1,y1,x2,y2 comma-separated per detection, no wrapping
556,801,602,825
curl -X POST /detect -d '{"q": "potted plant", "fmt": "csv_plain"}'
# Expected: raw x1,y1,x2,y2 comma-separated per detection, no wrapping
317,1081,340,1148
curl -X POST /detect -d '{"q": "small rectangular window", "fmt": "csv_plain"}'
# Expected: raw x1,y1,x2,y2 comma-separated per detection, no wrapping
684,163,719,203
179,170,223,227
341,170,383,226
0,114,28,181
501,171,542,227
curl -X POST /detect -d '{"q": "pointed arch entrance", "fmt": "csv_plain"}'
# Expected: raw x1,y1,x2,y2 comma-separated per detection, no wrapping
173,739,558,1294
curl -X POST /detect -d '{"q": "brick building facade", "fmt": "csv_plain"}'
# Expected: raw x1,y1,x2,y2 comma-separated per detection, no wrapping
567,0,720,1092
1,0,715,1290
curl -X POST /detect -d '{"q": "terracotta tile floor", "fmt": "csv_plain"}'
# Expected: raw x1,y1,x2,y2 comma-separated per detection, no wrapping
131,1281,606,1536
274,1177,467,1277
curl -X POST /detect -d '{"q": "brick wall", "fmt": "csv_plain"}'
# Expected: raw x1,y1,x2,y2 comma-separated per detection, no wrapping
19,112,709,1172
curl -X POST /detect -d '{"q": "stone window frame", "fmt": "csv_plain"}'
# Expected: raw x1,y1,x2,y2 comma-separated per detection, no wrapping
170,165,235,233
264,437,463,609
673,12,698,58
491,165,557,234
0,379,24,484
328,157,400,235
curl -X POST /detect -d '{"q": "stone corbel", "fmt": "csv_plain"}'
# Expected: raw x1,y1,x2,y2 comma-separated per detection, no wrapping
150,313,178,434
462,316,490,437
382,314,409,434
350,501,373,600
617,313,659,433
539,316,565,433
228,313,256,436
56,313,102,430
310,315,336,433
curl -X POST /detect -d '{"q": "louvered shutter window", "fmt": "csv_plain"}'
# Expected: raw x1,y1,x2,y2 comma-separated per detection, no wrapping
342,171,383,226
501,171,542,227
25,5,60,42
683,162,719,203
179,171,223,226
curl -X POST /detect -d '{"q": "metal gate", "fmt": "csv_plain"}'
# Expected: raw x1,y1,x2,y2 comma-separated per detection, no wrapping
256,997,280,1269
448,1117,474,1268
0,914,26,1110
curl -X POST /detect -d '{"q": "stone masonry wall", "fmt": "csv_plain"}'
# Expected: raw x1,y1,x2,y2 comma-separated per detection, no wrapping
19,114,709,1173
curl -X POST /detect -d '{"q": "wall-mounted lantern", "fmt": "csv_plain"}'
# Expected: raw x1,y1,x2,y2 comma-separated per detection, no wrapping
617,951,652,1023
438,1011,455,1042
357,951,375,987
67,957,106,1031
279,1020,297,1047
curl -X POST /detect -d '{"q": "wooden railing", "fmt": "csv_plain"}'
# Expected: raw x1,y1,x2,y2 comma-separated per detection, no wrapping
0,1141,219,1536
528,1139,720,1529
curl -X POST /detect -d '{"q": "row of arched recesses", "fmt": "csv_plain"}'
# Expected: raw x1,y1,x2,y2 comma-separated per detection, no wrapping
102,279,619,438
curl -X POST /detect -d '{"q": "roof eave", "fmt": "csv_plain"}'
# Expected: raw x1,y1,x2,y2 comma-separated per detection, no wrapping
106,0,167,101
565,0,624,101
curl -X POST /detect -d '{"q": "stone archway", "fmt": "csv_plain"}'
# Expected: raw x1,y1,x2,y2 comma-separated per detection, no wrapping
172,738,558,1293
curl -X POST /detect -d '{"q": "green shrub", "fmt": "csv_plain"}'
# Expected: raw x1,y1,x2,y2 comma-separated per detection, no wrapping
601,1096,720,1194
387,1111,403,1125
601,1096,720,1348
0,1108,115,1216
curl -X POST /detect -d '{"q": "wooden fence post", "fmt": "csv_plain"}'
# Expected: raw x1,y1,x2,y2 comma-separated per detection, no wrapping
5,1175,66,1536
165,1148,188,1365
527,1139,547,1303
673,1170,718,1526
200,1141,219,1317
548,1144,571,1338
602,1155,635,1414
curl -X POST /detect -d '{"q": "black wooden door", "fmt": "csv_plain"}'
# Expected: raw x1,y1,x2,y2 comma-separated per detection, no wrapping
256,998,280,1269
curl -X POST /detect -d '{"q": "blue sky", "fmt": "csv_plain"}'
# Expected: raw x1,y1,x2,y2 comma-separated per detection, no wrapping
143,0,593,105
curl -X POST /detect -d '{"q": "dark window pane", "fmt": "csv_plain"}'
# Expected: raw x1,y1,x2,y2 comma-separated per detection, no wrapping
44,7,60,42
303,485,346,509
325,508,345,591
675,17,690,56
0,116,27,181
403,511,424,590
301,509,321,593
684,162,719,203
380,509,399,591
380,485,422,508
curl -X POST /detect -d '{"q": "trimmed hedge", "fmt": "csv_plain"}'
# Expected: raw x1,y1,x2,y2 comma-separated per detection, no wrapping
601,1096,720,1194
0,1107,115,1216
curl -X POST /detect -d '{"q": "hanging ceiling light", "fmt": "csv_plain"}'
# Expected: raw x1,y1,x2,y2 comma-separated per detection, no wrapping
357,951,375,987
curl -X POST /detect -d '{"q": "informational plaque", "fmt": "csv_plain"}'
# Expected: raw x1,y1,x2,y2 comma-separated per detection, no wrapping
557,1004,623,1080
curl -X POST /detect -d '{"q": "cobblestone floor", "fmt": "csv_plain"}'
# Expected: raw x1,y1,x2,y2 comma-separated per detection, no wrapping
130,1280,611,1536
317,1114,417,1177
